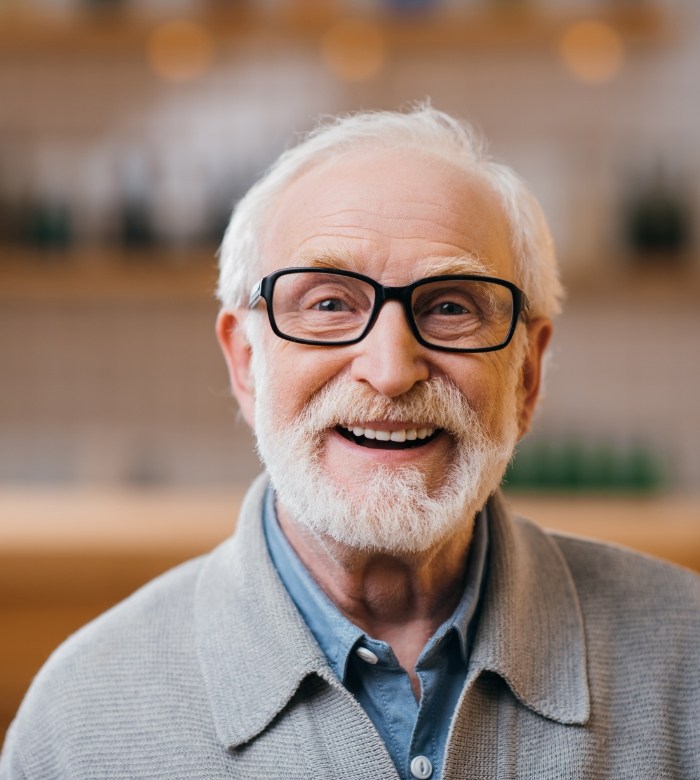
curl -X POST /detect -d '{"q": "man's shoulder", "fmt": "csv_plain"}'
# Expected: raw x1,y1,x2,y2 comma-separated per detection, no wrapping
548,522,699,594
2,551,218,775
516,514,700,627
52,552,206,664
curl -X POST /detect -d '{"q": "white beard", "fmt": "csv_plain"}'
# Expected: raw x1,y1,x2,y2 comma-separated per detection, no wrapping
250,345,519,554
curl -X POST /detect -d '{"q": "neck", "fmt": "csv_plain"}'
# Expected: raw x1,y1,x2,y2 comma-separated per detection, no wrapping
277,502,477,690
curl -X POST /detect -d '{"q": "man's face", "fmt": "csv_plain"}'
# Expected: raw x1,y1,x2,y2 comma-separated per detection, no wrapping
220,148,550,554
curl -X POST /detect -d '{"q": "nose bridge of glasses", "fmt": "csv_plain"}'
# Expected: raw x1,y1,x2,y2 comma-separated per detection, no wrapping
370,284,417,332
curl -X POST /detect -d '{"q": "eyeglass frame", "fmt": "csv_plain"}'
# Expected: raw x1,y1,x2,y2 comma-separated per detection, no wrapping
248,266,530,354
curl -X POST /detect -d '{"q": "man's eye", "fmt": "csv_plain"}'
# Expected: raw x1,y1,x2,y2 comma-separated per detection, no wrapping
312,298,350,312
431,301,470,315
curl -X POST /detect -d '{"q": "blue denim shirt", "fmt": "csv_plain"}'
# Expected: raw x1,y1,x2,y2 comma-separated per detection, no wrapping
263,488,489,780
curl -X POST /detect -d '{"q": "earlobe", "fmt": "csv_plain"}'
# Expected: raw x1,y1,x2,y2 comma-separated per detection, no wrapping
517,318,553,439
215,310,256,427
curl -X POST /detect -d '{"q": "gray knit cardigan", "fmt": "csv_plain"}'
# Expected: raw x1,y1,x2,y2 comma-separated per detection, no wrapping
2,475,699,778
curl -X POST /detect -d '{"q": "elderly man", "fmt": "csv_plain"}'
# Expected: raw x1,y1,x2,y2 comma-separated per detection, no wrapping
2,106,699,779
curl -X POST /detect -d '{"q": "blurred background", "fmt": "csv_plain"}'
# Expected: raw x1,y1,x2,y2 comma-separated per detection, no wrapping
1,0,699,741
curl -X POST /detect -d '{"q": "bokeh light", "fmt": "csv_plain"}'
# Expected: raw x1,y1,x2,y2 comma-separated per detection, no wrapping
147,20,214,84
320,19,386,83
558,20,624,84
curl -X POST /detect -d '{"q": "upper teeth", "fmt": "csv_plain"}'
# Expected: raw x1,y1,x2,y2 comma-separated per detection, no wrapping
344,425,436,442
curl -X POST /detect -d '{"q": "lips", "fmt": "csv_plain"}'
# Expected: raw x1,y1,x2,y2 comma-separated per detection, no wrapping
336,424,441,449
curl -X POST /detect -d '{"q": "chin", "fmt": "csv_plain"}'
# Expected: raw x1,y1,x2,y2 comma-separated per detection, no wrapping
269,447,509,555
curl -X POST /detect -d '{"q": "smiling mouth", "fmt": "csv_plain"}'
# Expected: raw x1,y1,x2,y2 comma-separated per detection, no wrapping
336,424,441,450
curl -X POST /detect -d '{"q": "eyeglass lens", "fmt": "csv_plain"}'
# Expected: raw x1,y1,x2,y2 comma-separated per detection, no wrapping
270,271,515,349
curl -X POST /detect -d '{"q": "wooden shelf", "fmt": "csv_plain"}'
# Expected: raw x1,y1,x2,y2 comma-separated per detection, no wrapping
0,4,672,56
0,246,220,301
561,260,700,304
3,246,699,303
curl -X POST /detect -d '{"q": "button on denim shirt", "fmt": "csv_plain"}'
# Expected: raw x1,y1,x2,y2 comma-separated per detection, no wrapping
263,489,489,780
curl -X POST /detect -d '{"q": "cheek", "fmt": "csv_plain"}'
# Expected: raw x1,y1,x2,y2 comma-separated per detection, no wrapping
442,353,502,404
257,341,352,420
448,354,519,432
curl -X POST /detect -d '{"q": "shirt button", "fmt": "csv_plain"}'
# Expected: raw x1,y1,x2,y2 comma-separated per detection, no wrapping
355,647,379,665
410,756,433,779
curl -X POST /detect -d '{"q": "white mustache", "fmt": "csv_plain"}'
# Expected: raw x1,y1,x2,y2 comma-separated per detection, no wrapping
294,376,483,441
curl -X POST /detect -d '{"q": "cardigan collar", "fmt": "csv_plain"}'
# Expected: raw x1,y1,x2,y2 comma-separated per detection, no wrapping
195,475,590,750
194,475,333,750
469,490,590,725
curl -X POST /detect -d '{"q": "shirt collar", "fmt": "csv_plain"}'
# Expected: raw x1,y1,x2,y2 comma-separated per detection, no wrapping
263,486,490,679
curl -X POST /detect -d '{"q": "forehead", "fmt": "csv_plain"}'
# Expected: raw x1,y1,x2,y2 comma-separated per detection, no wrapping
260,147,516,283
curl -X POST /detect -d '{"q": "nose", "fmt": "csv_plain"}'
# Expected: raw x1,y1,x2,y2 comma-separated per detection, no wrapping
349,301,430,398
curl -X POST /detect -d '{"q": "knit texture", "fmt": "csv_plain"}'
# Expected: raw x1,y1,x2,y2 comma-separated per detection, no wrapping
1,475,699,779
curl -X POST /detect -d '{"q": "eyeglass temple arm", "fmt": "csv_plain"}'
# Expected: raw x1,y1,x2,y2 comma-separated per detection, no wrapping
248,281,263,308
519,292,531,321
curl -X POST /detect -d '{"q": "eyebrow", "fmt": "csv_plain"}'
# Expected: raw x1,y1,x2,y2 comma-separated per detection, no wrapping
301,250,363,273
297,251,494,278
419,255,494,277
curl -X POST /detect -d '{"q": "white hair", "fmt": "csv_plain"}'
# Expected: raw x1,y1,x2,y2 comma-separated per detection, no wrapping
217,103,564,320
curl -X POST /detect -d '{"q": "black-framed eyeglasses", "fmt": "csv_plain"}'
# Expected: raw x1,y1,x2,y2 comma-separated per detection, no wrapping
248,267,529,354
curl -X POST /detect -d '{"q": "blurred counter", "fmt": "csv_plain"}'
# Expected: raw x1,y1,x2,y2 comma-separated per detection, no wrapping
2,485,697,562
507,493,700,571
1,486,699,742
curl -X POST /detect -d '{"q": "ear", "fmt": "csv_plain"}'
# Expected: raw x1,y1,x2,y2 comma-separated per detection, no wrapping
216,309,256,428
516,317,553,439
